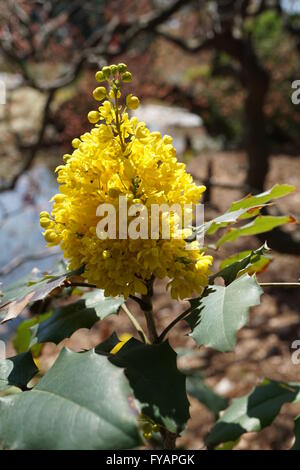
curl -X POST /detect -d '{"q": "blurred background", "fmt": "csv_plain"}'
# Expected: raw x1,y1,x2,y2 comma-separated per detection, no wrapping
0,0,300,449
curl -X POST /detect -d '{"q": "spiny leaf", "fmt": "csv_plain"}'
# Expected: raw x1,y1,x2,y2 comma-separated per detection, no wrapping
0,348,141,450
33,290,123,346
229,184,295,212
210,243,271,285
110,338,190,434
195,184,295,239
0,266,84,323
186,275,263,352
0,352,38,391
205,379,300,449
216,215,296,247
186,373,228,418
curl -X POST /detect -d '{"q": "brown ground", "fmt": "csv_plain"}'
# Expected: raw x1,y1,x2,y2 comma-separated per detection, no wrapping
11,150,300,450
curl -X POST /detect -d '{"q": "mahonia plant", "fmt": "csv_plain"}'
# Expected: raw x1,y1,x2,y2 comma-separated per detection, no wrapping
40,63,212,300
0,63,298,451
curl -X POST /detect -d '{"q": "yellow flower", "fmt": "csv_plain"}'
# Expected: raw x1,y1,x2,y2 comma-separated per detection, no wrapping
41,65,213,299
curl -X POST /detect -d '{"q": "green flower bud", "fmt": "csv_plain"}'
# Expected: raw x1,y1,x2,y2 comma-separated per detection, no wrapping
110,64,118,75
121,71,132,83
95,71,105,82
102,66,111,78
118,63,127,73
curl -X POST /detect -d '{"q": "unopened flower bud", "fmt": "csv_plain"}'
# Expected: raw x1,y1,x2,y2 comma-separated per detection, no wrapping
95,71,105,82
63,153,72,162
126,94,140,110
44,230,58,243
110,64,118,74
40,211,50,219
88,111,100,124
102,66,111,78
72,138,81,148
121,71,132,83
93,86,107,101
40,217,51,228
118,63,127,73
109,88,121,99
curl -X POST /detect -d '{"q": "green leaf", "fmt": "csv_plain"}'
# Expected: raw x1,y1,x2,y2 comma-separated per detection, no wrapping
186,275,263,352
205,379,300,449
110,338,190,434
0,352,38,391
0,266,84,323
195,184,295,239
210,244,271,285
292,415,300,450
229,184,295,212
186,373,228,417
216,215,295,247
30,290,123,346
0,348,141,449
13,313,51,353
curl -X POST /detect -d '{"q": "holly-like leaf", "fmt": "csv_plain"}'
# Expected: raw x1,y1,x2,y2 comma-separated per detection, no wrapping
216,215,296,247
0,348,141,450
194,184,295,239
31,290,123,346
205,379,300,449
0,352,38,391
229,184,295,212
186,373,228,418
292,415,300,450
186,275,263,352
210,244,271,285
0,266,84,323
110,338,190,435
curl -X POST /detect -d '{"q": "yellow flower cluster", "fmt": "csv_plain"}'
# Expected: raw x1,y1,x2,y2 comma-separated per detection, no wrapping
41,64,213,299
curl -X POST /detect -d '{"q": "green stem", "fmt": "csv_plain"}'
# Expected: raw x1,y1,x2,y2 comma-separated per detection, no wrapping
259,282,300,287
158,305,192,343
113,87,126,152
122,304,150,344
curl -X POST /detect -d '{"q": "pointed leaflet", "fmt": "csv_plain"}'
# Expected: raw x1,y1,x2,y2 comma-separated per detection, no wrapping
0,352,38,391
0,348,141,449
110,338,190,434
186,373,228,418
186,275,263,352
205,379,300,449
216,215,295,247
29,290,124,346
229,184,295,212
0,266,84,323
195,184,295,238
210,244,270,285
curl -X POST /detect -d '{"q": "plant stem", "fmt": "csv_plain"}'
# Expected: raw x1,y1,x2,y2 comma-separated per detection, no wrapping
122,303,150,344
259,282,300,287
158,305,192,343
113,87,126,152
141,277,158,344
